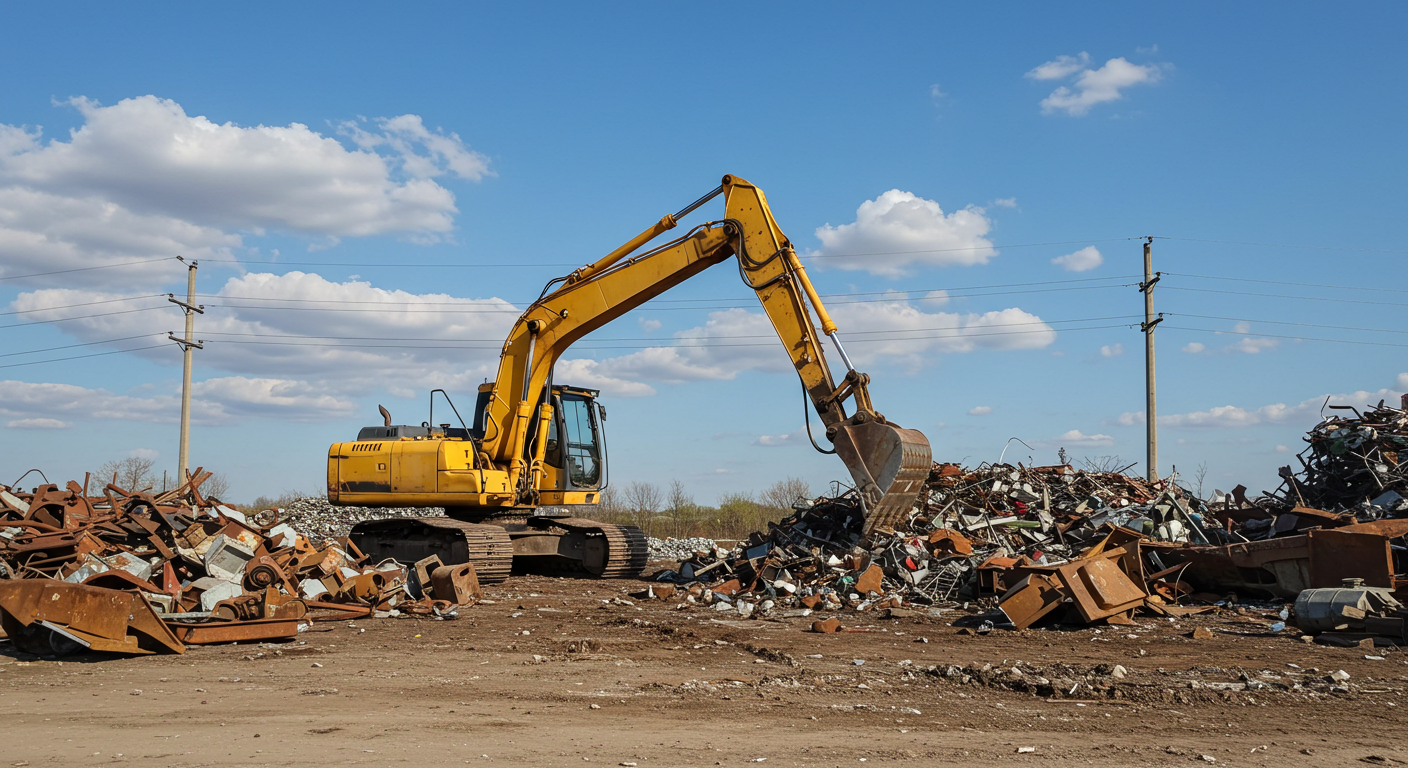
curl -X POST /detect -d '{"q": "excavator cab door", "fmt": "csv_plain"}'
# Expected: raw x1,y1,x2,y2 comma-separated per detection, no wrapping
555,391,604,489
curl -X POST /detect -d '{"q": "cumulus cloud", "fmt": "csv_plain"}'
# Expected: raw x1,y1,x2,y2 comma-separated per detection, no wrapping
128,447,160,460
753,428,808,447
1100,343,1124,358
811,190,995,277
637,317,662,332
574,299,1056,387
0,96,490,288
991,197,1018,209
1115,412,1145,427
6,417,71,429
1275,445,1291,453
1182,342,1206,354
1052,246,1104,272
1144,377,1407,429
1026,54,1163,116
0,376,352,427
1026,53,1091,81
968,405,993,416
1053,429,1115,447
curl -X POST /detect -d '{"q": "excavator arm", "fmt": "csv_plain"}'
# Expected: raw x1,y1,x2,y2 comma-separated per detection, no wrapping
483,175,930,533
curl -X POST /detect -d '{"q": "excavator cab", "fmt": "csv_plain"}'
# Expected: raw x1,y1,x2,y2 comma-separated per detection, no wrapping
470,383,607,495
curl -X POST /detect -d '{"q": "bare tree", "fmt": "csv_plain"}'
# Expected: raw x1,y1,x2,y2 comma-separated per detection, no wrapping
759,476,811,512
1079,455,1127,474
624,481,663,537
1191,462,1209,500
664,479,703,539
201,472,231,501
97,456,156,492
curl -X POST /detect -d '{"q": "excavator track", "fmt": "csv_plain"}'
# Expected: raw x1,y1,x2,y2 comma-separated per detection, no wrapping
349,517,514,584
525,517,648,578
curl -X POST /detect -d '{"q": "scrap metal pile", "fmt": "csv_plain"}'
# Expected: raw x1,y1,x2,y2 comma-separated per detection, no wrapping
659,464,1218,627
663,399,1408,637
0,471,481,657
1265,397,1408,516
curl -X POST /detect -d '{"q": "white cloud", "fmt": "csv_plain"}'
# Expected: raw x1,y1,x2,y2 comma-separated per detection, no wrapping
929,84,946,104
1115,412,1145,427
191,377,356,421
811,190,995,277
1026,52,1091,81
128,447,160,460
637,317,662,332
1053,429,1115,447
9,273,520,389
991,197,1018,209
565,299,1057,389
1159,381,1408,429
920,290,950,309
753,428,807,447
1027,55,1163,116
0,376,352,426
968,405,993,416
1100,343,1124,358
1232,336,1279,354
6,417,71,429
1399,373,1408,390
1182,342,1206,354
1275,445,1291,453
0,96,490,288
1052,246,1103,272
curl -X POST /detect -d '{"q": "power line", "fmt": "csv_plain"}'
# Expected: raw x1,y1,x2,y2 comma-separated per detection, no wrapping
0,294,167,317
0,344,172,369
1160,324,1408,346
199,283,1128,314
192,274,1138,307
1167,312,1408,336
0,256,177,282
0,305,173,330
200,323,1114,352
1163,272,1407,295
1161,237,1408,255
0,334,164,359
1162,286,1408,308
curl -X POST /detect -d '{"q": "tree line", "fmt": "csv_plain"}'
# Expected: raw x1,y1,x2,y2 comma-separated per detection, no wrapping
587,476,813,540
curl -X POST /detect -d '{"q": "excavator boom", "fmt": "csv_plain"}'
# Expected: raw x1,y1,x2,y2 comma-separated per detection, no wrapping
479,174,931,533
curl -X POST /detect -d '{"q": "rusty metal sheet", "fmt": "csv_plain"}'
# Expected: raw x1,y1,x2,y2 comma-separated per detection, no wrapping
0,580,184,655
998,573,1066,630
166,617,300,645
1309,529,1393,588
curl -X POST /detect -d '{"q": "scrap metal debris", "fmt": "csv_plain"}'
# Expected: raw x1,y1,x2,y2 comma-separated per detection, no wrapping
0,469,476,656
659,397,1408,634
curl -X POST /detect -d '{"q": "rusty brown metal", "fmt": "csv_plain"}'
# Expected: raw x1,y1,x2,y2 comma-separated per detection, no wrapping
0,580,184,655
166,617,299,645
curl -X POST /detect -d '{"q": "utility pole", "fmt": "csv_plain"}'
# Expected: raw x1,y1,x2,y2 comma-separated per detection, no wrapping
167,257,204,485
1138,238,1163,482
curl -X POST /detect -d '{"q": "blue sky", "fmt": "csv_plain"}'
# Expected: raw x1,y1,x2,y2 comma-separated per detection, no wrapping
1,4,1404,502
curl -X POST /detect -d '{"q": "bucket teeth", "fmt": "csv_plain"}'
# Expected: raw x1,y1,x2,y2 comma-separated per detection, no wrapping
830,421,932,535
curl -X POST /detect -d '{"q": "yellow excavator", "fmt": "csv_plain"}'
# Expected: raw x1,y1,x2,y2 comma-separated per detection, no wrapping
327,175,931,582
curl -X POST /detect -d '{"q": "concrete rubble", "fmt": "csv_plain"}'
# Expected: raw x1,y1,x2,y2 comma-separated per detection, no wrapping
0,469,478,656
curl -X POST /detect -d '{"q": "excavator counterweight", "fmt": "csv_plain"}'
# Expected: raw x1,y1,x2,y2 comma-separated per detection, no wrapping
328,175,932,579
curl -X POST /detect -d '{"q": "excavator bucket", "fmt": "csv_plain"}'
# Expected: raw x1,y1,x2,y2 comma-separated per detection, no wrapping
831,420,932,536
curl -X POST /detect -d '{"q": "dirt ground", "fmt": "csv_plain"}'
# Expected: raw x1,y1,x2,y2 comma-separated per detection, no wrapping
4,570,1408,768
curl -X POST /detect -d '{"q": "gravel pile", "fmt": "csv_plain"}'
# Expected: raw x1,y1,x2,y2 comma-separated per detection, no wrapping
277,496,445,539
648,536,718,562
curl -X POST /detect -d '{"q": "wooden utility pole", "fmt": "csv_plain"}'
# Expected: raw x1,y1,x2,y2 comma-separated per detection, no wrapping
167,257,204,484
1138,238,1163,482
